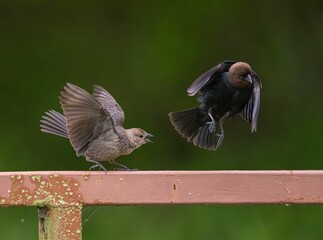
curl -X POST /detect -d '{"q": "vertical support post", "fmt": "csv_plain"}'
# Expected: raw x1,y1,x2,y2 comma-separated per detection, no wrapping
38,206,83,240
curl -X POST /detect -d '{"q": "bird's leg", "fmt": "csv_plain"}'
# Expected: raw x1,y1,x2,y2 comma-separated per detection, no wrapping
112,161,131,171
215,112,230,149
86,159,107,171
215,122,224,149
206,112,217,133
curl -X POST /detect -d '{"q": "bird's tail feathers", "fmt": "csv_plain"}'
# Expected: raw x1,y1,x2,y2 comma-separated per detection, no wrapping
169,107,201,138
188,124,217,151
40,110,68,138
169,107,217,150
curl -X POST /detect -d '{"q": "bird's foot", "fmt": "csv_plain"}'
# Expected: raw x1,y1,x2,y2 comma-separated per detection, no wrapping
89,162,107,172
206,112,217,133
215,133,224,149
112,162,136,171
113,167,138,171
206,121,216,133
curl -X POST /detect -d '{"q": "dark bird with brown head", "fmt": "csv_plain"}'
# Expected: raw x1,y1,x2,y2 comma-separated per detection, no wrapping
169,61,261,150
40,83,153,171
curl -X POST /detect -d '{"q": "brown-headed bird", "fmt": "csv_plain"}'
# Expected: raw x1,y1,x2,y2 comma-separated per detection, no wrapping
169,61,261,151
40,83,153,171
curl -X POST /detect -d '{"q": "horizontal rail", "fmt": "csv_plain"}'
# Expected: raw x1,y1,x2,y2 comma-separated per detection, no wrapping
1,170,323,240
1,170,323,206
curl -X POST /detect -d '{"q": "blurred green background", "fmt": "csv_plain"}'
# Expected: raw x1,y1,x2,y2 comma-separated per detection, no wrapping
1,0,323,239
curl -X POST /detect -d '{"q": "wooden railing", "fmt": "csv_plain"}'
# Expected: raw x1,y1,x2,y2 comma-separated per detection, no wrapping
1,170,323,240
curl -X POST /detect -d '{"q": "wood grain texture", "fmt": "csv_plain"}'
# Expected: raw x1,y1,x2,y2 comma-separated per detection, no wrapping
0,171,323,206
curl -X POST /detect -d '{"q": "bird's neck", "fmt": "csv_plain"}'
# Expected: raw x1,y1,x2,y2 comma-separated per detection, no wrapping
222,73,232,88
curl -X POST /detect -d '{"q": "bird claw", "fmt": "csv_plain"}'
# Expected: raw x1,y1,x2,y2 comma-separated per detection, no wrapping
113,167,126,171
89,163,107,172
206,112,217,133
215,133,224,149
112,162,134,171
206,121,216,133
113,167,138,171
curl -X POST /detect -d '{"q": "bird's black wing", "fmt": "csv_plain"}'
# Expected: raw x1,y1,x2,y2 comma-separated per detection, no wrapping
239,72,262,132
92,85,125,127
59,83,119,156
187,61,236,96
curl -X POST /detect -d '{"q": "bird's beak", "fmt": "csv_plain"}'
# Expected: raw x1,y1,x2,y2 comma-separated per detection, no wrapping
244,74,253,83
145,133,154,143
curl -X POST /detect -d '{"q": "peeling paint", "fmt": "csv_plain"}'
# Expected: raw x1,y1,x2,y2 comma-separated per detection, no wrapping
0,173,83,208
31,175,42,182
38,205,83,240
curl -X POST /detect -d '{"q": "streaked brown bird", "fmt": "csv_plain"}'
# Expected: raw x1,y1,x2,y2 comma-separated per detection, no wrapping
40,83,153,171
169,61,261,150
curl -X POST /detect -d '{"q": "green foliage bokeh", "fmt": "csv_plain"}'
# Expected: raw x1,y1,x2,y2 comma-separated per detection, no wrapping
0,0,323,239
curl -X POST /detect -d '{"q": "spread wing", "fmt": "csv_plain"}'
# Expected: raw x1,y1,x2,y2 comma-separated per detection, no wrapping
92,85,125,126
59,83,118,156
187,61,236,96
239,72,262,132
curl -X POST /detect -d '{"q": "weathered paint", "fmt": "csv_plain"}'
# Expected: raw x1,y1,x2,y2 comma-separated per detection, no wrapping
0,172,83,207
38,206,82,240
1,171,323,206
1,171,323,240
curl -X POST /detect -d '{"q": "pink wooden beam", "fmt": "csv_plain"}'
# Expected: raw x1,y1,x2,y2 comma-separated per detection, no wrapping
1,170,323,206
1,170,323,240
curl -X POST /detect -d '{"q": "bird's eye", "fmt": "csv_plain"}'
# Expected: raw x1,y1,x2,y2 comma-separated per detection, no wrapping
239,72,246,77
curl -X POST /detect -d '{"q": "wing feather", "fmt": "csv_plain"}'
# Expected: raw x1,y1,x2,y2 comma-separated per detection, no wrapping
239,72,262,132
187,61,235,96
93,85,125,126
59,83,117,156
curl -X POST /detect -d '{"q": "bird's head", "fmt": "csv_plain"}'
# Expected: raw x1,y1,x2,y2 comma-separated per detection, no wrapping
126,128,154,149
228,62,253,89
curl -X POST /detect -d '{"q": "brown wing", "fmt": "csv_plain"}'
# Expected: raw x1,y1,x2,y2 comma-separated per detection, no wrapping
239,72,262,132
59,83,118,156
187,61,235,96
92,85,125,126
